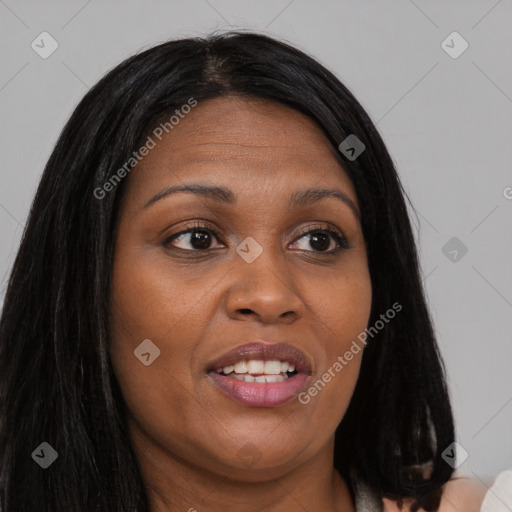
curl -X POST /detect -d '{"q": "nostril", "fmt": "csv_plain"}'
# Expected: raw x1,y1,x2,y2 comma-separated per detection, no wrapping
239,309,253,315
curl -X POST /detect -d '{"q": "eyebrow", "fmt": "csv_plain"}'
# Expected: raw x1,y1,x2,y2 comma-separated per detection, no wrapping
143,183,361,222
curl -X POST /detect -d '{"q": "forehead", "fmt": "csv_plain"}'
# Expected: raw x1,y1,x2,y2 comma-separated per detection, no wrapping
129,96,358,206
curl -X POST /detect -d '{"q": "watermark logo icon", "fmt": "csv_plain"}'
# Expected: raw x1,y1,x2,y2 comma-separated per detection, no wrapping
236,237,263,263
441,442,469,469
338,134,366,161
441,32,469,59
442,236,468,263
237,442,262,467
32,442,58,468
31,32,59,59
134,339,161,366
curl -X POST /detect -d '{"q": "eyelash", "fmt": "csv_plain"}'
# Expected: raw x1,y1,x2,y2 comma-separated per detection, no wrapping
162,221,351,254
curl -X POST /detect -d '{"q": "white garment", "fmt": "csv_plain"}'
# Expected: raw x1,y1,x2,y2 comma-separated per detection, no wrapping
480,470,512,512
351,470,512,511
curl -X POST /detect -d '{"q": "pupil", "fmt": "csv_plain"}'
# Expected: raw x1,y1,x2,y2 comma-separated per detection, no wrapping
191,231,211,249
310,232,329,251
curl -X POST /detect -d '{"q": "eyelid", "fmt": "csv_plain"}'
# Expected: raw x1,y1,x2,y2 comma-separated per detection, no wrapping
162,220,223,245
294,222,345,240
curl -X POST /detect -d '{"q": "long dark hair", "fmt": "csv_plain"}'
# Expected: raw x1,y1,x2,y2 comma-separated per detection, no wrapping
0,31,455,511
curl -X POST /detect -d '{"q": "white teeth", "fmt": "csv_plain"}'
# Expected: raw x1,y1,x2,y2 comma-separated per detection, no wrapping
233,361,248,374
265,374,285,383
264,360,281,374
219,359,298,376
231,374,254,382
247,360,265,374
228,373,288,383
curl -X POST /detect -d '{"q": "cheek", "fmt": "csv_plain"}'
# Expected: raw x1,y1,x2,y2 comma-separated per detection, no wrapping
316,257,373,346
108,247,221,461
109,240,213,353
107,245,208,420
110,250,189,337
303,261,372,416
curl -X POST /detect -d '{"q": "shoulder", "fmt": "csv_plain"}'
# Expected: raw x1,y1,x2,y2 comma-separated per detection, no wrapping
437,477,488,511
382,477,488,512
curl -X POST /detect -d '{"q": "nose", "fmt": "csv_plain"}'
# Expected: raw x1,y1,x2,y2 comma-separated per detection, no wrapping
224,246,306,324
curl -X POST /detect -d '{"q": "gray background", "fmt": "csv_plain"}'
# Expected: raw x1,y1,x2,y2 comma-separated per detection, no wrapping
1,0,511,488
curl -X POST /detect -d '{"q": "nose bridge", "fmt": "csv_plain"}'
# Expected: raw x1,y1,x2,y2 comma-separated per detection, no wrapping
225,232,305,322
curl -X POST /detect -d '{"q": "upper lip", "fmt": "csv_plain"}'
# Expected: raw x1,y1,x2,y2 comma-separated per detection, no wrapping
207,341,312,374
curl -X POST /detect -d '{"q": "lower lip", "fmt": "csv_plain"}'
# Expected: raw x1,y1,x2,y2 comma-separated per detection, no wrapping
208,372,310,407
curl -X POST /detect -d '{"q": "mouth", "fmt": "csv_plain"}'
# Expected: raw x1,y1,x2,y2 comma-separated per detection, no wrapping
206,341,312,408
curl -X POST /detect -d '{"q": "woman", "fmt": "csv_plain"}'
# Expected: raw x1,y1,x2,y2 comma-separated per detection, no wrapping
0,31,488,511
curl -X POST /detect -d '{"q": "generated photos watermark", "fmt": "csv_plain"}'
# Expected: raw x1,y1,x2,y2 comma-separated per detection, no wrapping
93,97,198,200
298,301,402,404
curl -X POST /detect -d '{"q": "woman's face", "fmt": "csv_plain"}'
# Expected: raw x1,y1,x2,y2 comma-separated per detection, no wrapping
110,96,372,480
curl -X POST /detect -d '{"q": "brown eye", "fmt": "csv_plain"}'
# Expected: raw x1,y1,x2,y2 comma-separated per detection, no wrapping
162,222,350,255
290,226,350,254
162,222,223,252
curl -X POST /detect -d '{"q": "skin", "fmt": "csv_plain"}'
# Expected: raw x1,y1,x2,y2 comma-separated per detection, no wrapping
383,476,488,511
110,96,370,512
108,95,485,511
